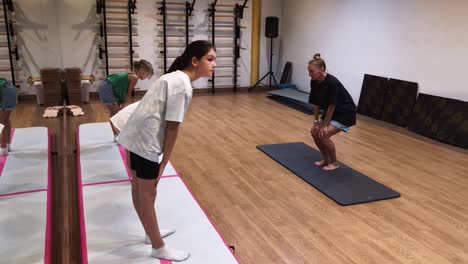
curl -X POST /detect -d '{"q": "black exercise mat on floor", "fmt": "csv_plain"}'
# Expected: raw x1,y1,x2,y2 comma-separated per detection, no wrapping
257,142,400,206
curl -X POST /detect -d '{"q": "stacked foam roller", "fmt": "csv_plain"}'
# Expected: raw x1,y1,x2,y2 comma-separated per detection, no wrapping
64,67,82,105
40,68,62,106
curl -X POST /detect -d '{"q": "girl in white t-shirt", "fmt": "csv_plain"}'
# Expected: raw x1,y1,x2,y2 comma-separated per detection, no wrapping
109,100,140,135
118,40,216,262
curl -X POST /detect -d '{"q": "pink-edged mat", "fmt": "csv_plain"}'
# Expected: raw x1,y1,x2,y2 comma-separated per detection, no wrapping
0,127,52,263
76,122,240,264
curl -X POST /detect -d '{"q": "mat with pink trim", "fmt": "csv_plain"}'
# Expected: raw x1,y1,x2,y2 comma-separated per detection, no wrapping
0,127,52,263
77,122,239,264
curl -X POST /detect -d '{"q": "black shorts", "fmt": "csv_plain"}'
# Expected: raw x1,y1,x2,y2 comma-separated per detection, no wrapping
129,151,160,180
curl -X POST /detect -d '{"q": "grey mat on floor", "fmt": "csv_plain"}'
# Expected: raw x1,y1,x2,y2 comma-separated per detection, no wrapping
268,88,311,103
268,88,314,114
268,96,314,114
257,142,400,206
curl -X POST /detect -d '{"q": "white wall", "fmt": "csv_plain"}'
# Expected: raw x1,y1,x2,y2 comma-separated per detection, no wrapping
16,0,63,91
281,0,468,102
58,0,97,74
14,0,96,93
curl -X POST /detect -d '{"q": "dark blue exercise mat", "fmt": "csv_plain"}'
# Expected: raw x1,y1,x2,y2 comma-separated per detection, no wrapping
257,142,400,206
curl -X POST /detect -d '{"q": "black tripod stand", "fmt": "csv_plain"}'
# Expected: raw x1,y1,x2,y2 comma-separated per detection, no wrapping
249,37,278,91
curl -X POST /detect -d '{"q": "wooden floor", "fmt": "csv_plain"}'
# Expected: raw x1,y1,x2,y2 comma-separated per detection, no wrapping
11,92,468,264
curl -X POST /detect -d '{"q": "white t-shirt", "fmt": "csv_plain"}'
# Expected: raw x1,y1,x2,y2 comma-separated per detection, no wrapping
110,101,141,132
118,70,192,162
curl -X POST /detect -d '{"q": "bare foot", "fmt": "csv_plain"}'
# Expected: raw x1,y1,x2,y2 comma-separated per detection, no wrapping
322,162,339,171
314,160,328,167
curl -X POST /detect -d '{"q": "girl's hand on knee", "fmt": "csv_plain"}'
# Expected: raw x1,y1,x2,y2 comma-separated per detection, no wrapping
319,126,329,138
155,161,168,187
311,124,320,137
155,177,161,188
156,167,163,187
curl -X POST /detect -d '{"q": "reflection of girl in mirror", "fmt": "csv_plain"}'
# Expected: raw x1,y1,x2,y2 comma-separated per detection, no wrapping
0,78,18,156
97,60,154,119
109,100,140,136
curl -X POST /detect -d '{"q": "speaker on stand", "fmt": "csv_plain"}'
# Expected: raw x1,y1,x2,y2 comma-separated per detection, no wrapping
265,16,279,38
249,16,279,91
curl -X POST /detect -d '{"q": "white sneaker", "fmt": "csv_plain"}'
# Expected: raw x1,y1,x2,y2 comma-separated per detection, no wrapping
0,148,7,156
151,244,190,262
144,228,176,244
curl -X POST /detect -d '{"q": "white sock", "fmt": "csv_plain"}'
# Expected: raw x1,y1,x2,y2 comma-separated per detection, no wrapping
6,144,10,151
145,228,176,244
151,244,190,262
0,148,7,156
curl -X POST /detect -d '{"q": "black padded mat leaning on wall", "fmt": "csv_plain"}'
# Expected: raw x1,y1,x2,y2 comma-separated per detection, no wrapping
381,78,418,127
357,74,389,119
408,93,468,149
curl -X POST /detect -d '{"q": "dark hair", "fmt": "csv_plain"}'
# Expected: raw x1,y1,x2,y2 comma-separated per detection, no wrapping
308,53,326,71
167,40,215,73
133,59,154,77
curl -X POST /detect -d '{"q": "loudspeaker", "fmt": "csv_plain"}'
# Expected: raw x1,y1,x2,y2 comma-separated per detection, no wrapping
265,16,279,38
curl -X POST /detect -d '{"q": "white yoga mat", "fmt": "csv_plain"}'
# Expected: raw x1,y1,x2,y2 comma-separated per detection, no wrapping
0,127,52,263
78,123,238,263
78,122,178,185
80,177,239,264
0,127,50,196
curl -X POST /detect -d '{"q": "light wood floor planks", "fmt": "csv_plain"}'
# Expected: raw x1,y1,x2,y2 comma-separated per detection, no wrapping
11,92,468,263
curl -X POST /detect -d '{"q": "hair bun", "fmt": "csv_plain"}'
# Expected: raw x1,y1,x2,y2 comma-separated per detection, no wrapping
313,53,321,60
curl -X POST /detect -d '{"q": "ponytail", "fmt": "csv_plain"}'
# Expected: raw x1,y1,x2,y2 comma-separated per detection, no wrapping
167,40,215,73
167,56,186,73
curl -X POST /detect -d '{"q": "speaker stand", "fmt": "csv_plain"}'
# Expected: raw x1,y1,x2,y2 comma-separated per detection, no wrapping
249,37,278,92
